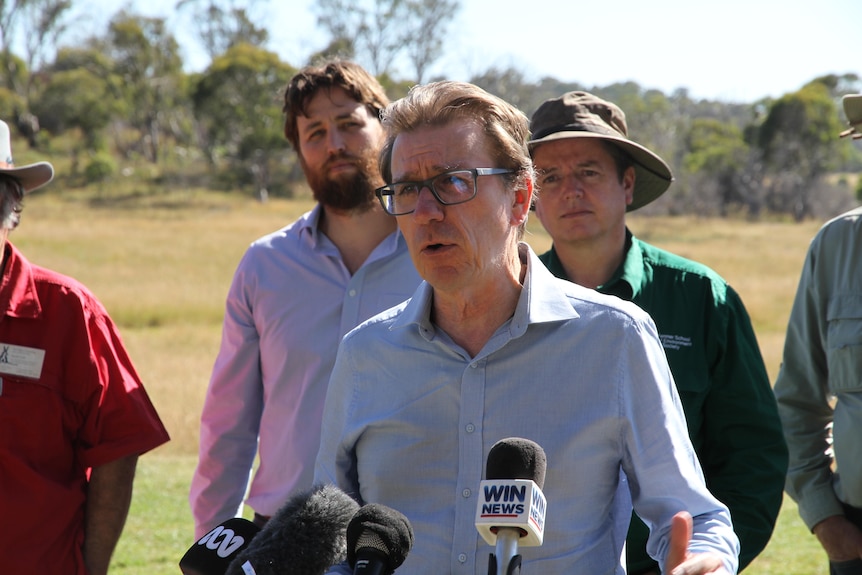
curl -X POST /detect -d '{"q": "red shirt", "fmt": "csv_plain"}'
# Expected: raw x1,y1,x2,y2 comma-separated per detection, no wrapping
0,242,170,574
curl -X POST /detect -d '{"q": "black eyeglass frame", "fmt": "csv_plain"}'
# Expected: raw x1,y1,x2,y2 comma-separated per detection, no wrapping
375,167,515,216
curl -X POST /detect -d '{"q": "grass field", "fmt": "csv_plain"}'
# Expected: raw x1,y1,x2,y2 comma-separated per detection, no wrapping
14,189,831,574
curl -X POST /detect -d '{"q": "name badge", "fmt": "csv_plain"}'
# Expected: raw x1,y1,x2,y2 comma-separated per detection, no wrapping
0,343,46,379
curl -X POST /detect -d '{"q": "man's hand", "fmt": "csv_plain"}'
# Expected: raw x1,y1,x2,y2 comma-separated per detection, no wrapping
665,511,731,575
813,515,862,562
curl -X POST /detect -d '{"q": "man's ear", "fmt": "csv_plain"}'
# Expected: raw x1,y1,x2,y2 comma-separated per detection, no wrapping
623,166,636,206
513,179,533,224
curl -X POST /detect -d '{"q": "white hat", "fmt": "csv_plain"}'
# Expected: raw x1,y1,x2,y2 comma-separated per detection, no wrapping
0,119,54,193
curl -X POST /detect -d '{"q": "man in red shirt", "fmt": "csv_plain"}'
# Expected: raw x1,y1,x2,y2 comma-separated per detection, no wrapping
0,119,170,575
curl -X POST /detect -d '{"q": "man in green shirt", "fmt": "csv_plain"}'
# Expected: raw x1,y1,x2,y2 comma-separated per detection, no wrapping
528,91,788,574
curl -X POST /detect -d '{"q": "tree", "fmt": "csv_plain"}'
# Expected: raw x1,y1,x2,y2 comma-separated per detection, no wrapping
315,0,406,77
191,42,294,199
30,47,124,153
403,0,457,82
682,118,755,216
175,0,269,60
102,11,188,163
314,0,458,81
755,82,844,220
17,0,71,92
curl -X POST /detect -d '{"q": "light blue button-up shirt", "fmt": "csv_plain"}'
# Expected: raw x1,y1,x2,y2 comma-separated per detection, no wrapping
315,244,739,575
191,205,421,537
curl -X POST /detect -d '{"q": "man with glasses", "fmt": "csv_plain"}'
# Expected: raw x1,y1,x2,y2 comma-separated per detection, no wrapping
314,81,739,574
190,60,421,538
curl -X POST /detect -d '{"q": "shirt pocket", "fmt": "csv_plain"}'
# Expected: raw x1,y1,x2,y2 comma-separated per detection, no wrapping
826,294,862,394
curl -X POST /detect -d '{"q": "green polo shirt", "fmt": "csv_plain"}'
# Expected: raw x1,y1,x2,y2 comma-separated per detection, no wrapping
540,230,787,573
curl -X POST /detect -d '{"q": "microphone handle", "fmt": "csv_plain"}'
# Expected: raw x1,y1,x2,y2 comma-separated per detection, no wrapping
353,548,392,575
494,527,522,575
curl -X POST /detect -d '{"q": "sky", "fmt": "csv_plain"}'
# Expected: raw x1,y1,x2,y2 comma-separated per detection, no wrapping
72,0,862,103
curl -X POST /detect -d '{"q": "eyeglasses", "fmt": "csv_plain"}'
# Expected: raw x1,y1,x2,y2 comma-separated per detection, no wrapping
375,168,515,216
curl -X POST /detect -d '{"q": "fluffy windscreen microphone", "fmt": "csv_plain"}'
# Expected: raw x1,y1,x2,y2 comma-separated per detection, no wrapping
180,518,261,575
346,503,414,575
225,484,360,575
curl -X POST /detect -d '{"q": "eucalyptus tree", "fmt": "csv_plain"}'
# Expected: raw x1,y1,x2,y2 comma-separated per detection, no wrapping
314,0,458,82
192,42,294,199
30,46,123,154
755,81,845,220
102,11,189,163
175,0,269,61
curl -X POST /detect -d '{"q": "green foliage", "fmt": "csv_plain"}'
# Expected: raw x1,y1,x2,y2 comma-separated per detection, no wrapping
192,43,293,188
0,86,26,120
0,51,29,93
175,0,270,60
754,82,846,219
684,119,748,174
104,12,189,163
757,82,843,172
30,66,122,150
84,152,117,183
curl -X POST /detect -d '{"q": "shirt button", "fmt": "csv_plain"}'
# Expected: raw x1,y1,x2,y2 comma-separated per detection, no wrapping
466,424,475,433
462,488,471,498
458,553,467,563
348,289,357,297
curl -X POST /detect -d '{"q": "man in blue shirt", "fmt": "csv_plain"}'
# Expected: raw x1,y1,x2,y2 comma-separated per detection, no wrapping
314,80,739,574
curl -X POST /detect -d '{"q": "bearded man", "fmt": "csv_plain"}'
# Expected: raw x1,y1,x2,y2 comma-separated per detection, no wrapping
190,60,421,538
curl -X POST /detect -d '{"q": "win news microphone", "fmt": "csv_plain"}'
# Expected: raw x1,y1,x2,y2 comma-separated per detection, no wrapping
475,437,548,575
347,503,414,575
180,517,262,575
224,483,360,575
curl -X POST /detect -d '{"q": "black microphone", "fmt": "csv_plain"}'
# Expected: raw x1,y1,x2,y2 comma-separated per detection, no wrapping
180,518,261,575
224,483,361,575
346,503,414,575
475,437,548,575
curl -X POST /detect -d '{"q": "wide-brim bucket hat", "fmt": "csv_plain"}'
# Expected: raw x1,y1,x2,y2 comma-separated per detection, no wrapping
528,91,673,211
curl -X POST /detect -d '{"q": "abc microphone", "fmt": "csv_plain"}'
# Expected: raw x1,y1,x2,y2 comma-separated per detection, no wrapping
475,437,547,575
180,517,261,575
347,503,414,575
224,483,360,575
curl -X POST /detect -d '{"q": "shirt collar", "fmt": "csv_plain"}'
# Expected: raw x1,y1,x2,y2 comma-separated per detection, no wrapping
0,242,42,320
542,229,643,302
392,242,580,341
300,203,408,259
601,229,642,301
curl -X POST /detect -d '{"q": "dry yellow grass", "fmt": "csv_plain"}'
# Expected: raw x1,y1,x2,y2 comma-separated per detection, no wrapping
14,192,834,574
15,194,826,458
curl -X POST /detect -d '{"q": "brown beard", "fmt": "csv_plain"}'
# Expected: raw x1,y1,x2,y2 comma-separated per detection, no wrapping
302,151,381,213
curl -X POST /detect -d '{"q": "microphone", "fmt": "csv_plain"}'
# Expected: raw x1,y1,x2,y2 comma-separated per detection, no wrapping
224,483,360,575
180,518,261,575
475,437,548,575
346,503,414,575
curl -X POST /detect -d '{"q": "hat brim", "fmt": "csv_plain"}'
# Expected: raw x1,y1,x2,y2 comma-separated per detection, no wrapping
529,131,673,211
841,94,862,139
0,162,54,194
